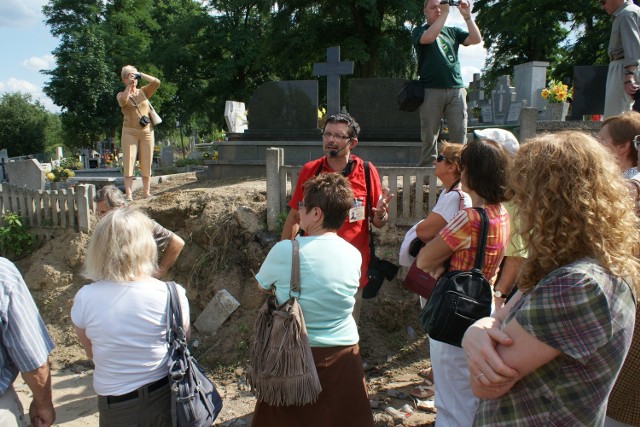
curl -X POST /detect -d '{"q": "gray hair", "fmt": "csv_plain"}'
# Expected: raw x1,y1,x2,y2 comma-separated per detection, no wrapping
95,185,127,209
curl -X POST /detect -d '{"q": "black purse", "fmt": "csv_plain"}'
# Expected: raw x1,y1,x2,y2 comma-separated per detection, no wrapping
418,207,493,347
398,80,424,112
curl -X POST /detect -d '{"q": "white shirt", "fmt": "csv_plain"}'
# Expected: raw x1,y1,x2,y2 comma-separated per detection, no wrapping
71,278,189,396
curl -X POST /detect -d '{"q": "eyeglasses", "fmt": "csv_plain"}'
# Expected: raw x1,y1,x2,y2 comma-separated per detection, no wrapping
322,132,352,142
634,135,640,150
436,154,449,163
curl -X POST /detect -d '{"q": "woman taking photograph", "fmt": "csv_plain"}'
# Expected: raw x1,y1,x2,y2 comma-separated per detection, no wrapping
415,139,511,427
71,208,190,426
462,131,639,426
116,65,160,200
251,173,373,427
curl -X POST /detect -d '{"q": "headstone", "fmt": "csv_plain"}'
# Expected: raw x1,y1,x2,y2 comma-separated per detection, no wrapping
224,101,248,134
161,146,174,167
4,159,46,191
568,65,608,120
506,101,523,125
55,147,63,160
491,75,517,125
513,61,549,110
80,148,91,169
348,78,420,141
0,149,8,182
312,46,354,114
467,73,486,106
193,289,240,334
481,105,494,124
245,80,319,139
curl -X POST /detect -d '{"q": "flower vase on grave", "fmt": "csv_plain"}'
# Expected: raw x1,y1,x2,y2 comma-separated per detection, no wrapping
545,102,569,121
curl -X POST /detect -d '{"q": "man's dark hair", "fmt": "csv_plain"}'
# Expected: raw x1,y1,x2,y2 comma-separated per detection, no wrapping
302,173,354,230
323,113,360,138
460,139,510,204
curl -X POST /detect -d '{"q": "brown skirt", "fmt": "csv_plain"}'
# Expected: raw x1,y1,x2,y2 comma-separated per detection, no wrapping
251,343,373,427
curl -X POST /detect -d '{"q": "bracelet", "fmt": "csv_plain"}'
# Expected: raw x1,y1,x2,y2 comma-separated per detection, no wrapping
464,16,472,21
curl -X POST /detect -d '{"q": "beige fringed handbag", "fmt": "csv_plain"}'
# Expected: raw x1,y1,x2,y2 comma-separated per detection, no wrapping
247,239,322,406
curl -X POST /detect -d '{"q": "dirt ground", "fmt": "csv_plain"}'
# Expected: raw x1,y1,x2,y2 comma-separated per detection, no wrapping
14,174,437,426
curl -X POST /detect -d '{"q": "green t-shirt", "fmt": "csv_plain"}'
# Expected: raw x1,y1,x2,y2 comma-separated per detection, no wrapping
411,24,469,89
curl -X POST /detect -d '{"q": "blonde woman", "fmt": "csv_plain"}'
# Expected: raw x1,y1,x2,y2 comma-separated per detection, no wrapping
71,208,189,426
463,132,639,426
116,65,161,200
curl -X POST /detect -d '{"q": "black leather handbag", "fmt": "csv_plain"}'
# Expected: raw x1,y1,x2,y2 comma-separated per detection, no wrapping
418,207,493,347
398,80,424,112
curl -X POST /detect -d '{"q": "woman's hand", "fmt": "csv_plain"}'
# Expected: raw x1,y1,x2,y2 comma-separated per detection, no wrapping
462,317,518,387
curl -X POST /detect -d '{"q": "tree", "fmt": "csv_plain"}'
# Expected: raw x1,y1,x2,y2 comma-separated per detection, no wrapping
0,93,59,157
474,1,611,84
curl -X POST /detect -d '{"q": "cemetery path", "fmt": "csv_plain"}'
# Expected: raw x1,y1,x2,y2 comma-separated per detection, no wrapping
16,174,436,426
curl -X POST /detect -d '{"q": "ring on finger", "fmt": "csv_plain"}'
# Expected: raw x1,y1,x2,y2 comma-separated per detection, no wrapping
476,372,485,380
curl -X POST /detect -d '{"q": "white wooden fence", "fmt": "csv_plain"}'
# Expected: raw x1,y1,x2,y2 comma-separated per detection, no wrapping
265,147,439,230
0,183,95,237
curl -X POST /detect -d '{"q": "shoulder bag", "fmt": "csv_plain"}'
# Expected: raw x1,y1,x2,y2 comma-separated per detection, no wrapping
418,207,493,347
246,239,322,406
166,281,223,426
398,80,424,112
403,188,465,299
141,91,163,125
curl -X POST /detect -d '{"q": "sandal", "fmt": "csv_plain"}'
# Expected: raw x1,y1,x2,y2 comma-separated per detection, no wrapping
410,380,435,400
418,367,434,382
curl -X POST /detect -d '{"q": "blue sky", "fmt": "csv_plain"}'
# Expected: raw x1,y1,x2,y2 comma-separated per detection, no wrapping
0,0,486,114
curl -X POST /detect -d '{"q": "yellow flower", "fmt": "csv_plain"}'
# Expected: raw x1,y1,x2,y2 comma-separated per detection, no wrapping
542,80,571,103
46,172,55,181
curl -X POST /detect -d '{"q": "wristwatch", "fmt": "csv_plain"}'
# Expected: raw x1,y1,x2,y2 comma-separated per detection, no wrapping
494,290,507,299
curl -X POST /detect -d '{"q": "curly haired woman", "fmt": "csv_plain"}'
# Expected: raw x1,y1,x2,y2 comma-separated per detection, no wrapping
462,131,639,426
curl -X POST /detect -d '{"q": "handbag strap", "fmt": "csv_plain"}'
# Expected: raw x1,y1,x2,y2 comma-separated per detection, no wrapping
363,161,376,256
471,207,489,274
290,239,301,297
165,281,185,345
128,94,145,119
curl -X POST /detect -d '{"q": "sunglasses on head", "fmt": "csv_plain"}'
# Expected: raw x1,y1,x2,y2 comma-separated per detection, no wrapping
436,154,448,162
634,135,640,151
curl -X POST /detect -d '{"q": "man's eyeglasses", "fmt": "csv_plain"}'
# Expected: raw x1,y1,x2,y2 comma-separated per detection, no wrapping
436,154,449,163
633,135,640,151
322,132,352,142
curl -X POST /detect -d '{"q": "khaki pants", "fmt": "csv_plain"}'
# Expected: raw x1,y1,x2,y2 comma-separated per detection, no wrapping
419,88,468,167
121,126,154,177
0,385,25,427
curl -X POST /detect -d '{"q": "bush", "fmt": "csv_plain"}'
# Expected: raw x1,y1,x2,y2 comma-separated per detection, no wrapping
59,157,83,170
0,212,36,260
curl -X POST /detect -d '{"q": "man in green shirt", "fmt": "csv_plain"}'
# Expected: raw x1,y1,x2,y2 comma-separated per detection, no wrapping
412,0,482,166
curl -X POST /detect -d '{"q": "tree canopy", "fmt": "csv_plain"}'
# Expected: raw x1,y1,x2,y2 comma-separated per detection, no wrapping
40,0,615,150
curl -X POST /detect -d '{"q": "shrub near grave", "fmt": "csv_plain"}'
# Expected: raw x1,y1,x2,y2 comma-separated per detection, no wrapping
0,212,36,260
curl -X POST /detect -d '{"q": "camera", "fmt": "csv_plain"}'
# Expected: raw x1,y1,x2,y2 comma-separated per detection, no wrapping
139,115,151,126
135,73,142,80
440,0,459,5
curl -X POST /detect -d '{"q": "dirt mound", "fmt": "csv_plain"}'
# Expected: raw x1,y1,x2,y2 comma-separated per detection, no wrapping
17,174,436,426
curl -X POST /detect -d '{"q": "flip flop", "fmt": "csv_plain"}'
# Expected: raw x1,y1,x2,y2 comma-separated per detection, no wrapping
410,380,435,400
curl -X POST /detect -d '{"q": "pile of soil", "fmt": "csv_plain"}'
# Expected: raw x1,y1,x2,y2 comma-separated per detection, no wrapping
16,175,437,426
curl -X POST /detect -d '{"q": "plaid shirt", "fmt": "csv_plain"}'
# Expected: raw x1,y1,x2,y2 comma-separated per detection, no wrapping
439,204,509,284
474,258,636,426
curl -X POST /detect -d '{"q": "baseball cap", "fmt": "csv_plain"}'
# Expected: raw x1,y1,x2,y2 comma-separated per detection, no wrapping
474,128,519,157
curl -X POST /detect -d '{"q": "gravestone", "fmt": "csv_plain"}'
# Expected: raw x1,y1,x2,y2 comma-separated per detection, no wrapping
568,65,608,120
348,78,420,141
161,146,174,167
491,76,517,125
312,46,354,115
244,80,319,139
80,148,91,169
55,147,63,160
506,101,523,125
481,105,494,124
513,61,549,110
4,159,46,191
224,101,248,134
0,149,8,182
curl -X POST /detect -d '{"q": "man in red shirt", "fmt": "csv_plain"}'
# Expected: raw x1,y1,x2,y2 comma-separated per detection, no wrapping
280,113,393,321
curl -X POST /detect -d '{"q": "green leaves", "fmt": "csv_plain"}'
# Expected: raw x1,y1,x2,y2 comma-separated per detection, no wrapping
0,212,36,261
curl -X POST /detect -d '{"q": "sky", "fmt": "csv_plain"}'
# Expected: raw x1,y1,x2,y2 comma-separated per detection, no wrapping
0,1,486,114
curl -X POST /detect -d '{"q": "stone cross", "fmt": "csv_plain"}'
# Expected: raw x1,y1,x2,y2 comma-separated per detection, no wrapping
312,46,354,115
